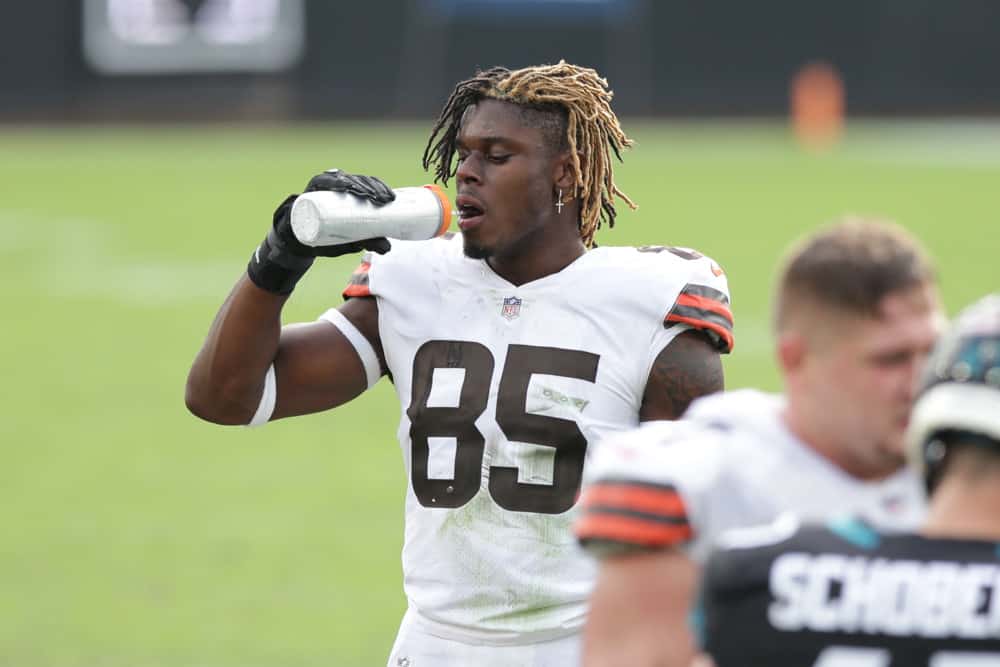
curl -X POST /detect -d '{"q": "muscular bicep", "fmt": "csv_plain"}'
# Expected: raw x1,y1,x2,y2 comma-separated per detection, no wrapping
640,330,724,421
583,549,699,667
270,296,386,419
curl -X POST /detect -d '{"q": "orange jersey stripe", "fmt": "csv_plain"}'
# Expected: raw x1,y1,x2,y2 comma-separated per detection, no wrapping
343,283,371,298
576,513,694,547
675,292,734,324
352,261,372,276
582,483,689,518
665,313,736,352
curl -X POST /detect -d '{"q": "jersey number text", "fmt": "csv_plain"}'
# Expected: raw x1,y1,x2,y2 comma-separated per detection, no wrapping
407,341,599,515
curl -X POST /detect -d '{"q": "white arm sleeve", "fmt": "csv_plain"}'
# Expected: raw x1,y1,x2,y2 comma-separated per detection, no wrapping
246,364,276,427
319,308,381,389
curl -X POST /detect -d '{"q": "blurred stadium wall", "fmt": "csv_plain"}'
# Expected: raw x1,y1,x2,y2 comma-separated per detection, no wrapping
1,0,999,123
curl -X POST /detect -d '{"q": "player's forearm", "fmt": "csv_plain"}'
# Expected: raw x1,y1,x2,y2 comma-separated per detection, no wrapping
584,552,699,667
185,274,288,425
585,621,693,667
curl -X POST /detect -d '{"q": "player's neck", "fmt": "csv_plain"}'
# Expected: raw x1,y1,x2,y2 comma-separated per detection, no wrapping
487,220,586,286
782,405,898,481
921,474,1000,542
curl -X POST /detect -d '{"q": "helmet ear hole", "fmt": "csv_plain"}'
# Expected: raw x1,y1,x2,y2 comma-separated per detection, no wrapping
925,438,948,469
922,439,947,496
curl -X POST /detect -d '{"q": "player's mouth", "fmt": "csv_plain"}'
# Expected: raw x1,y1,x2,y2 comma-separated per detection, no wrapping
456,195,486,232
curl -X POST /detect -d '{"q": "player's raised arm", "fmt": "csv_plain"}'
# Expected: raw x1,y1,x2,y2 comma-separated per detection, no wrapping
185,170,393,425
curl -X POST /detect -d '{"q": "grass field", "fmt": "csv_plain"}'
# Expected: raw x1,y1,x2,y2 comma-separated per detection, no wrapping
2,120,998,666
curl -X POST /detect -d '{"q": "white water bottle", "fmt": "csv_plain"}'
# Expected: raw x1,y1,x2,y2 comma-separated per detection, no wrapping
290,184,453,246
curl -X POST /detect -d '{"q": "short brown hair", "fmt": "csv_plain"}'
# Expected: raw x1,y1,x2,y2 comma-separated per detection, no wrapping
774,216,936,331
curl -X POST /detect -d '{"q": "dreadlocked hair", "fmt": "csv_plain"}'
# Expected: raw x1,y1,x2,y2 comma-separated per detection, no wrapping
422,61,636,248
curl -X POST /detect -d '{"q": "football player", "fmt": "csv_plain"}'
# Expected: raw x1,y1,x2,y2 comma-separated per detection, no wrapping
699,294,1000,666
574,218,940,666
185,62,733,666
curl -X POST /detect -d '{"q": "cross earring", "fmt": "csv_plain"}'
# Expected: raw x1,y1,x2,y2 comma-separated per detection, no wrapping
556,189,564,214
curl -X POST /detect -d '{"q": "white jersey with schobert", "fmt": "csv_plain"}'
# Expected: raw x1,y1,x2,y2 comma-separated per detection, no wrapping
324,233,733,644
576,389,926,564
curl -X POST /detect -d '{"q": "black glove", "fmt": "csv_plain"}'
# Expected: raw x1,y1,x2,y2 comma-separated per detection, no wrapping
304,168,395,204
247,169,395,295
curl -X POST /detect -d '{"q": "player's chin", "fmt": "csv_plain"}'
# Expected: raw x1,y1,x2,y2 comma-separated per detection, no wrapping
462,234,493,260
882,430,909,461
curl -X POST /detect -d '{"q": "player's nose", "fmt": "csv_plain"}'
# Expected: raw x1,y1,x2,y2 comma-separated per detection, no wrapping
456,152,483,185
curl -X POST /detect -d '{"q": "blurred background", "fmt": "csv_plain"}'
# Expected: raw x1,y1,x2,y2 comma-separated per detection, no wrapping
2,1,998,665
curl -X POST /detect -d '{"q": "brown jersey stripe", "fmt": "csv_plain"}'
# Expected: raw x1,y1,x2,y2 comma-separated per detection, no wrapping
667,305,734,332
350,261,372,278
675,293,734,325
583,506,690,527
666,312,735,352
342,261,372,298
347,272,370,288
576,513,694,548
665,283,735,352
582,481,690,518
679,283,730,303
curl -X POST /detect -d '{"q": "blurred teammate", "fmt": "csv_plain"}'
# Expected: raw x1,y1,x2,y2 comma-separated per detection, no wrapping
574,218,941,666
700,294,1000,666
185,62,734,666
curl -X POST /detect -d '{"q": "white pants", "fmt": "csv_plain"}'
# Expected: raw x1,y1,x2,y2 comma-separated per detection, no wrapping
386,608,582,667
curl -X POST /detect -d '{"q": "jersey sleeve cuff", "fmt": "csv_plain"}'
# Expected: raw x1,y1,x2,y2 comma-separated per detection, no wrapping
575,478,695,555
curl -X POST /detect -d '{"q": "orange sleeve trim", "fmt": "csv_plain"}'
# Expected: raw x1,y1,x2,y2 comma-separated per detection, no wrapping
351,261,372,277
675,293,734,324
665,313,735,352
343,284,371,298
581,483,689,518
576,514,693,547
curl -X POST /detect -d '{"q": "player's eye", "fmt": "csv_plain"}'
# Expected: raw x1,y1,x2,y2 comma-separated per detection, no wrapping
872,350,911,367
487,153,511,164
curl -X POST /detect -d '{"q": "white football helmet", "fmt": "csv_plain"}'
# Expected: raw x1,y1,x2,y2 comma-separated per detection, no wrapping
906,294,1000,493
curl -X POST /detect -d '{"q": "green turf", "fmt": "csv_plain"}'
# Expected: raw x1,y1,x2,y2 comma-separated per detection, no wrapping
1,120,997,666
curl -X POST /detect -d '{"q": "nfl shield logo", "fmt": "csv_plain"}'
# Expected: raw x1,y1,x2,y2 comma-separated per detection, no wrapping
501,296,522,320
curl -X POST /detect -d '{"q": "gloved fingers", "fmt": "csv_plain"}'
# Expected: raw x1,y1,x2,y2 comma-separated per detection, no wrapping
312,236,391,258
304,169,395,205
312,240,366,257
304,170,348,192
272,194,299,226
343,173,380,201
361,237,392,254
363,176,396,205
271,194,316,257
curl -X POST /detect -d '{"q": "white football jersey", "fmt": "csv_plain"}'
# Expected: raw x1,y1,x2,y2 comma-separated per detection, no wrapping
324,234,733,644
575,389,926,564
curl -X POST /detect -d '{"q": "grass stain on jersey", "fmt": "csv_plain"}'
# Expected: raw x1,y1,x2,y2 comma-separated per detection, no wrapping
436,483,584,631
